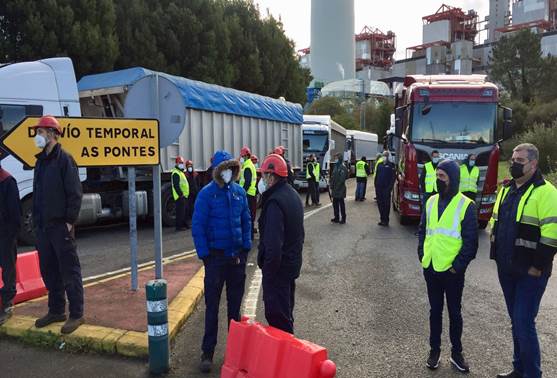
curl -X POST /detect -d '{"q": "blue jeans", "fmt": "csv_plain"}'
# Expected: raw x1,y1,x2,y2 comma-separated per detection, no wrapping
201,253,247,354
498,266,549,378
423,267,465,353
355,180,367,200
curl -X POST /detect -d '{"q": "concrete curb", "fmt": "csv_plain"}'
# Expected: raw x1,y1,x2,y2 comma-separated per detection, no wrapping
0,266,205,359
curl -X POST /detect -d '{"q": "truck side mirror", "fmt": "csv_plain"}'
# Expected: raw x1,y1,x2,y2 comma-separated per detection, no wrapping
503,107,512,140
330,139,335,150
395,106,405,137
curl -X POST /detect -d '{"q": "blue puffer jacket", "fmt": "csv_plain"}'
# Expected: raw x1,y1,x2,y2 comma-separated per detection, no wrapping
192,151,252,259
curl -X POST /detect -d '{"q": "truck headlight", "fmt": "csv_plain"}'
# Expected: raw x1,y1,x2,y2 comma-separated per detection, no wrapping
403,191,420,201
481,194,497,204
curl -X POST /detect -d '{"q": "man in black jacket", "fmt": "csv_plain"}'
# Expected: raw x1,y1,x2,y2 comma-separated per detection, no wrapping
0,157,22,325
257,154,304,334
375,152,396,226
31,116,84,334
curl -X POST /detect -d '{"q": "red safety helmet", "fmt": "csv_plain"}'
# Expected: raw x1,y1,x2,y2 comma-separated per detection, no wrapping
31,115,62,134
250,155,258,164
240,146,251,156
261,154,288,177
185,160,193,166
176,156,185,164
273,146,285,156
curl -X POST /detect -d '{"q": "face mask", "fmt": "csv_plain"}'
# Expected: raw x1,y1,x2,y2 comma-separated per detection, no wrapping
221,169,233,184
187,167,193,173
469,160,476,167
257,178,267,194
178,163,185,170
436,179,448,195
510,161,527,179
34,134,47,149
240,157,245,164
388,156,395,163
432,157,440,164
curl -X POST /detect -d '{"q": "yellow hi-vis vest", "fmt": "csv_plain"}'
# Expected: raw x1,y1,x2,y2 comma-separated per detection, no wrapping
459,165,480,193
490,180,557,250
422,193,473,272
356,160,368,178
171,168,189,201
374,157,384,175
424,162,437,193
240,159,257,196
306,161,320,181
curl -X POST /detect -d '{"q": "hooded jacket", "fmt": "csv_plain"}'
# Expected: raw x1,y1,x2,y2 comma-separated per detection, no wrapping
417,160,478,273
0,167,22,238
192,151,252,259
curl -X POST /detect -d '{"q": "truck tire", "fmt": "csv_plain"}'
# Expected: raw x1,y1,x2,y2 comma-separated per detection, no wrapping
19,197,36,246
478,220,489,230
161,184,176,227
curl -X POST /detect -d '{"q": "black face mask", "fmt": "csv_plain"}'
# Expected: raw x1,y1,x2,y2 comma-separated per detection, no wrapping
510,162,526,179
436,179,448,196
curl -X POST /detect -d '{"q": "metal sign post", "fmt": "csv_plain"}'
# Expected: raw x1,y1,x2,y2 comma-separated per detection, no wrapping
153,74,163,279
128,167,138,290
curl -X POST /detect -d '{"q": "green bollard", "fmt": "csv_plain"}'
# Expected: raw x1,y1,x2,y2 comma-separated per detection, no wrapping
146,279,169,374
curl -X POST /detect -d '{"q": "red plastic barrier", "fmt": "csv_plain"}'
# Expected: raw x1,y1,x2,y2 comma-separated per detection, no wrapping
0,251,47,306
221,317,336,378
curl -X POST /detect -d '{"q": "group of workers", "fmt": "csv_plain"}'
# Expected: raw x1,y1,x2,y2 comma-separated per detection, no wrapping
1,115,556,378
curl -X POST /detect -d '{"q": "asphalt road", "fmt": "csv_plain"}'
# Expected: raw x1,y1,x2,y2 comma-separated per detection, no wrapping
3,179,557,378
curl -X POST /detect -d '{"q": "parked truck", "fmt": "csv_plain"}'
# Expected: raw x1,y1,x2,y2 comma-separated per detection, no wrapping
0,58,303,244
389,74,512,228
346,130,378,176
294,115,347,189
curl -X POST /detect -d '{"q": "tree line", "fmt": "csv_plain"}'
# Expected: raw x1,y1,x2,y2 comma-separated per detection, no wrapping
0,0,311,104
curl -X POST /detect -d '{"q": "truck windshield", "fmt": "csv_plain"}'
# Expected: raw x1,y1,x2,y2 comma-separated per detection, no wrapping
410,102,496,144
303,132,329,153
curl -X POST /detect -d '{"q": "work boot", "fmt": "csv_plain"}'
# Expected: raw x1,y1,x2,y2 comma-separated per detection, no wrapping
61,317,85,334
426,349,441,370
331,218,339,223
0,303,14,325
35,313,67,328
340,219,346,224
199,351,213,373
497,371,523,378
450,351,470,373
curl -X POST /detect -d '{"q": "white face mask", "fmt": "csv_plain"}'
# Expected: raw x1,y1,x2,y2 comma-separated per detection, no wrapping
257,178,267,194
34,134,47,149
178,163,185,170
221,169,233,184
239,157,245,164
388,156,395,163
187,167,193,173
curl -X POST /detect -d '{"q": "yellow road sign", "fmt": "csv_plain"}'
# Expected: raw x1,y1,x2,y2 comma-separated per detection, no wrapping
0,117,160,167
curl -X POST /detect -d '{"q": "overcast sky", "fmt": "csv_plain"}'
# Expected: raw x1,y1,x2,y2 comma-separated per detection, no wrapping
254,0,490,59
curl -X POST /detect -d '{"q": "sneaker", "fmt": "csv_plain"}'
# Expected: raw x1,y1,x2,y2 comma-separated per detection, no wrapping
426,349,441,370
199,352,213,373
0,305,14,325
61,317,84,334
35,313,67,328
331,218,339,223
450,352,470,373
497,371,523,378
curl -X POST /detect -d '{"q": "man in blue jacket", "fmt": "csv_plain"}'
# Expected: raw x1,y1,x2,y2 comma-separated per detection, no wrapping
192,150,252,374
417,159,478,373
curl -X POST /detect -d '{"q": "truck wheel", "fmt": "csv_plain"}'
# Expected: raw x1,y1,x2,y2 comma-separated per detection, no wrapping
19,197,36,246
478,220,489,230
161,185,176,227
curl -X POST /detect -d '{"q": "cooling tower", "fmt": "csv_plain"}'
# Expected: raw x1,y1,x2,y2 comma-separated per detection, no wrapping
310,0,356,84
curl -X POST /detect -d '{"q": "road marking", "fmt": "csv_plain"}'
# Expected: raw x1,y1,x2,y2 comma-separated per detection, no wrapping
241,199,342,320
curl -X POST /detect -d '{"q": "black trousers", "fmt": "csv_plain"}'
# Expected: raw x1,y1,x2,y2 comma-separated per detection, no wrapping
0,233,18,307
306,179,319,205
36,224,84,319
247,194,257,238
423,266,465,354
263,275,296,334
175,196,188,230
376,188,392,224
332,198,346,221
202,253,246,354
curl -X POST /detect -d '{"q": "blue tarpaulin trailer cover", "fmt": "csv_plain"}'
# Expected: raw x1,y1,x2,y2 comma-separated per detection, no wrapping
78,67,303,125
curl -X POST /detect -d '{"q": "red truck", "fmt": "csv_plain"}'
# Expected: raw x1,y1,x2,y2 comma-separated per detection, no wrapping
389,75,512,228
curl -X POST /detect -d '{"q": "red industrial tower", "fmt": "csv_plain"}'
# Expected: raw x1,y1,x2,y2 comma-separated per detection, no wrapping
355,26,396,70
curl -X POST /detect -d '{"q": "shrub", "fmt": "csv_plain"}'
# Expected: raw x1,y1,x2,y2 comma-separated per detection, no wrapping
507,122,557,174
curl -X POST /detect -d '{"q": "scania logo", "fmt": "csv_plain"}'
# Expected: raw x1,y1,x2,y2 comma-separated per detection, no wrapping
439,152,469,161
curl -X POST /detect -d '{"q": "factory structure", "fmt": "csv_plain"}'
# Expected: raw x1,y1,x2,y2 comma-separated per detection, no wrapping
302,0,557,100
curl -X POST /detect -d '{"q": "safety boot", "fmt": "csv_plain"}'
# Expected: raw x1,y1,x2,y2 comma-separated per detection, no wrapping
61,317,85,334
0,303,14,325
35,313,67,328
199,351,213,373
